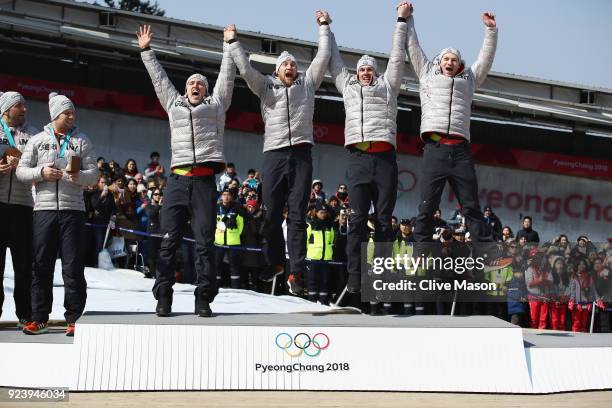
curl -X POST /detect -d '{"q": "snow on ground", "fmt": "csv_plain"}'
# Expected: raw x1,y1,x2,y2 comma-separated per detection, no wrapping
1,250,331,322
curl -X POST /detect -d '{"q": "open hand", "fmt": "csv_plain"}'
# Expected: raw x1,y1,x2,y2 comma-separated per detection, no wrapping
136,25,153,49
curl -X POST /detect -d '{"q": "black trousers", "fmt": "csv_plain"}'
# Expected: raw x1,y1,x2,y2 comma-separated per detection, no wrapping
153,174,218,303
346,148,398,278
31,210,86,323
414,143,492,243
181,240,196,284
306,262,331,302
0,203,33,320
261,145,312,276
215,247,242,289
146,237,161,275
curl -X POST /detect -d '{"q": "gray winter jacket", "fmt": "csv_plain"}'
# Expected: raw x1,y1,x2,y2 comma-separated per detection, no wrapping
16,124,98,211
0,122,38,207
329,20,407,148
406,16,498,141
141,42,236,169
229,24,331,152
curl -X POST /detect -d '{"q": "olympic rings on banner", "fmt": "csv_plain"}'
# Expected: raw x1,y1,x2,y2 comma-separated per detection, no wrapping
275,332,292,349
274,332,330,358
312,333,330,350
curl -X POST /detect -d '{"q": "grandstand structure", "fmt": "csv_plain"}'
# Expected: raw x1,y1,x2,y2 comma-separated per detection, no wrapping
0,0,610,239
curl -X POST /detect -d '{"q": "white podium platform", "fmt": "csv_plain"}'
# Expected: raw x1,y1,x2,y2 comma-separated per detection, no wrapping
1,312,612,394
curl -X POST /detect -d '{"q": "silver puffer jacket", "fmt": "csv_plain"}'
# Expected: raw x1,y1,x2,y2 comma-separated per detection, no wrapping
141,42,236,169
406,16,498,141
16,124,98,211
229,24,331,152
329,21,407,147
0,122,38,207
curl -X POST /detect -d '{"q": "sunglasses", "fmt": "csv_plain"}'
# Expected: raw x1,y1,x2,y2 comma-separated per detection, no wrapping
153,193,162,196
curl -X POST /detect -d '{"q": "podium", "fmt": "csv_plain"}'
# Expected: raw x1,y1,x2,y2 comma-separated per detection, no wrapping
2,312,612,393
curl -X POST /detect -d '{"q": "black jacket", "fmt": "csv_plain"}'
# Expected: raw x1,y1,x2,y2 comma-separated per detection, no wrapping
90,190,116,224
144,203,162,234
484,213,503,240
516,227,540,243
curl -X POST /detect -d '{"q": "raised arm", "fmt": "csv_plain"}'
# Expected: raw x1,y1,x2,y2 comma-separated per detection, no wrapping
211,25,238,112
471,12,498,88
305,10,332,90
137,25,180,112
328,31,350,94
228,27,268,98
384,2,410,94
405,3,430,80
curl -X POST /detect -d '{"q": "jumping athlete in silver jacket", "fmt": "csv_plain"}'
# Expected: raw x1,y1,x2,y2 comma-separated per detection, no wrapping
137,24,236,317
329,2,410,294
406,3,498,248
227,12,331,294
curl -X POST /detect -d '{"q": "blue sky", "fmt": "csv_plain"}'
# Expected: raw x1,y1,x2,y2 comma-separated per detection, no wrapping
87,0,612,89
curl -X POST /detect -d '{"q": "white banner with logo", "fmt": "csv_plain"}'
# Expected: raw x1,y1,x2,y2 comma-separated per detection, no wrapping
74,323,531,392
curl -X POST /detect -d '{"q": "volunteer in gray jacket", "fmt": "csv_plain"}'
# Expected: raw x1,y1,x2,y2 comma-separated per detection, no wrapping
17,93,98,336
329,3,410,293
227,12,331,294
0,91,38,327
137,25,236,317
406,4,498,246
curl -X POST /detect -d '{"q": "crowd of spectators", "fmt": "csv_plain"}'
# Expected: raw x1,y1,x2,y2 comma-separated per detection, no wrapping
81,153,612,333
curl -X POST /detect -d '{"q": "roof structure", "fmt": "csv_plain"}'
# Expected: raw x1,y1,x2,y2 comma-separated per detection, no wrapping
0,0,611,136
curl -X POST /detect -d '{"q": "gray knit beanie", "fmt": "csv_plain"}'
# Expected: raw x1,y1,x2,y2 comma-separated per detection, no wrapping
48,92,75,120
185,73,209,95
0,91,25,115
436,47,464,65
275,51,297,75
356,55,378,73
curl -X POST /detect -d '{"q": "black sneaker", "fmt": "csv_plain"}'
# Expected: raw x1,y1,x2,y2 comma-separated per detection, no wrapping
382,303,393,315
402,303,415,316
369,302,381,316
196,300,212,318
195,291,213,317
156,286,173,317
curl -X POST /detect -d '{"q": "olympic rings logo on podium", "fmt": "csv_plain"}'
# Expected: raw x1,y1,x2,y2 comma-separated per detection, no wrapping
275,332,330,358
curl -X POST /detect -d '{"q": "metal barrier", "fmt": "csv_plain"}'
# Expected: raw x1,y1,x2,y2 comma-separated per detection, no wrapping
85,222,347,263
